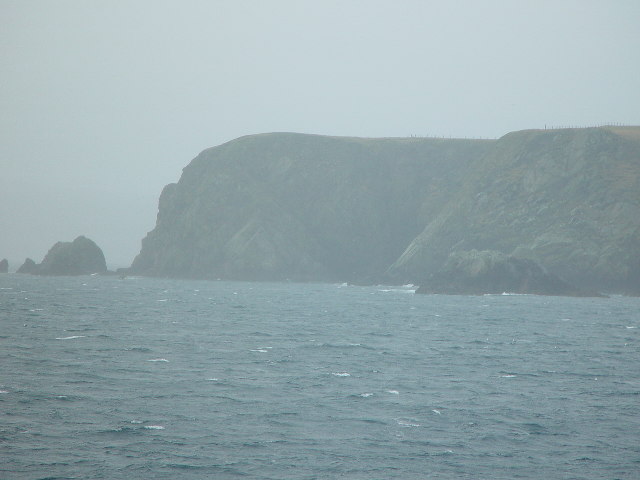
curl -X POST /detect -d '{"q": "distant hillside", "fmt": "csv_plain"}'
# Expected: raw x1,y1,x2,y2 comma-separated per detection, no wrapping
130,127,640,294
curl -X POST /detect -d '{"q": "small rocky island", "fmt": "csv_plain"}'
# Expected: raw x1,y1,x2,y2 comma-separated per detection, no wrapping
17,236,107,276
416,250,602,297
0,258,8,273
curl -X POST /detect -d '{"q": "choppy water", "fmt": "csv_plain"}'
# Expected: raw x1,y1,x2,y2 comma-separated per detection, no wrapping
1,274,639,479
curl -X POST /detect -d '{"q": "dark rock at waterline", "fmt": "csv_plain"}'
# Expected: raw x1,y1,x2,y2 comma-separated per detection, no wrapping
18,236,107,276
415,250,605,297
0,258,7,273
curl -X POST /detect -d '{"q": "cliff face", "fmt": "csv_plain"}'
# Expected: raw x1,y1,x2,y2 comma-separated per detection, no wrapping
130,133,492,282
388,127,640,294
131,128,640,294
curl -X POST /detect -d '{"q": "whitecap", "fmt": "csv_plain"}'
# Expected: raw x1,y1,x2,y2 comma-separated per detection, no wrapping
397,419,421,427
156,299,168,302
0,390,9,394
626,326,636,329
332,372,351,377
147,358,169,362
501,374,516,378
378,288,416,294
432,409,441,415
130,420,143,424
144,425,165,430
386,390,400,395
206,378,219,381
250,349,268,353
55,335,86,340
359,393,373,397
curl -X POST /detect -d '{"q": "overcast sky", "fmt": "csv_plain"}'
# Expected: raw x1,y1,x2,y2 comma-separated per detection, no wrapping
1,0,639,268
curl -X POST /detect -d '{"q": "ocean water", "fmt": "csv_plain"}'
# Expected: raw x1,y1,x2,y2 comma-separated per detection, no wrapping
1,275,639,479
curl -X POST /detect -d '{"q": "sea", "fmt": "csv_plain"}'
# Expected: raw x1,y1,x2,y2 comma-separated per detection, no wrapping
1,274,639,479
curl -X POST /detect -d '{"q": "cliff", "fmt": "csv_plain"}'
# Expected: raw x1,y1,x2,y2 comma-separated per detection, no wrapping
130,127,640,295
18,236,107,276
131,133,491,282
388,127,640,294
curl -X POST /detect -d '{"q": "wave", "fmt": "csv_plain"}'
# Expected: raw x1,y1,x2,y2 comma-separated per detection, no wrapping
396,418,421,427
126,346,151,352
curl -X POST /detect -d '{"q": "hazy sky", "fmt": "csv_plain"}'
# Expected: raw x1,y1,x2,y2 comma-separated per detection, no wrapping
1,0,639,268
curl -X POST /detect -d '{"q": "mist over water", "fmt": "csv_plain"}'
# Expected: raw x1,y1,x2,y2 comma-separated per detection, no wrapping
2,1,639,265
1,275,639,479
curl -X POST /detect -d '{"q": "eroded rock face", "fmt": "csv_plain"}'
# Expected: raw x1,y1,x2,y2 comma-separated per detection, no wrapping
130,133,491,282
130,127,640,294
415,250,602,297
0,258,8,273
388,127,640,294
18,236,107,276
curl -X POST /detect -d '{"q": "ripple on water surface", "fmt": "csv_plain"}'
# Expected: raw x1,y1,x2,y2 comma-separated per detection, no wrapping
0,275,639,479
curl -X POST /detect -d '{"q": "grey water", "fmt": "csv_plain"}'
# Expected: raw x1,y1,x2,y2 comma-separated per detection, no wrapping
1,275,639,479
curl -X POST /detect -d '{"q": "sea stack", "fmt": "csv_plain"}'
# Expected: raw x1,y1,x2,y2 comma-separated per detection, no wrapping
17,236,107,276
17,258,38,274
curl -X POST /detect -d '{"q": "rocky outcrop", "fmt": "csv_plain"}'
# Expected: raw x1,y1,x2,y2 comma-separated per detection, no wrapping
18,236,107,276
0,259,8,273
17,258,38,274
415,250,602,296
130,127,640,295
